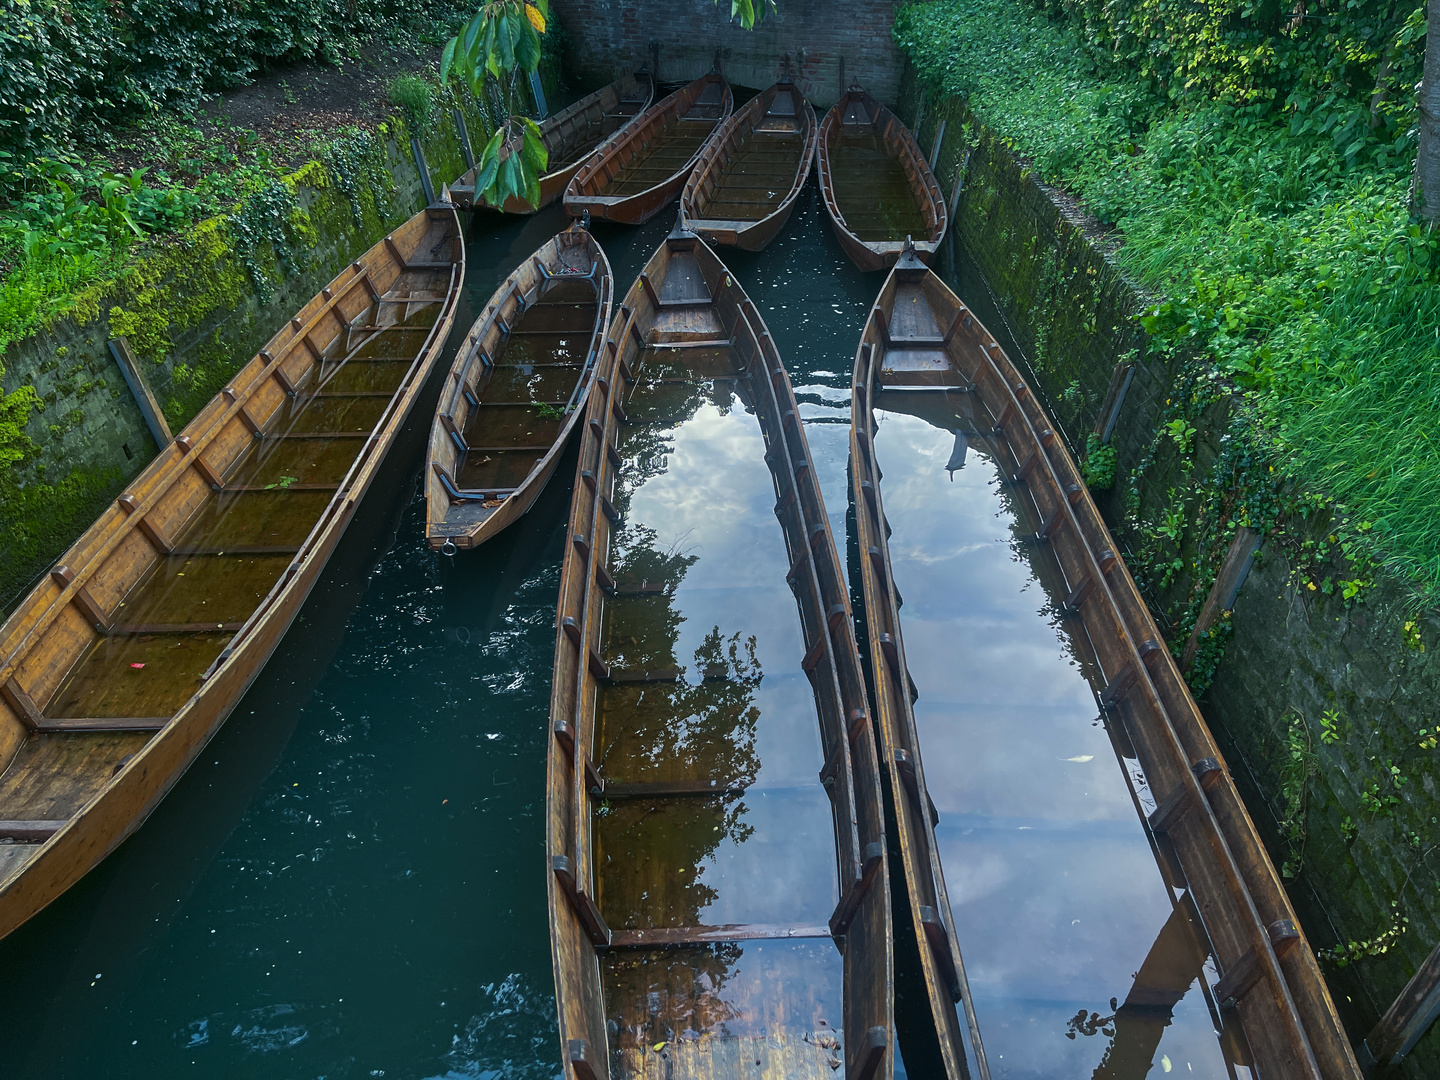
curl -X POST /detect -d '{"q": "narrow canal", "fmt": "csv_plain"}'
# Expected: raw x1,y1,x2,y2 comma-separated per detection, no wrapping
2,136,1231,1079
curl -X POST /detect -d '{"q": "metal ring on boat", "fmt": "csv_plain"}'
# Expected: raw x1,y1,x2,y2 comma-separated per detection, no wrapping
441,540,457,557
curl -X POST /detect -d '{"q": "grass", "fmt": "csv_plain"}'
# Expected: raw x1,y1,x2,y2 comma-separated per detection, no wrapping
896,0,1440,591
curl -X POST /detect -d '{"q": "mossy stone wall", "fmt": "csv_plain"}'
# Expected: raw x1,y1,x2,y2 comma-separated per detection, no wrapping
899,64,1440,1075
0,99,484,612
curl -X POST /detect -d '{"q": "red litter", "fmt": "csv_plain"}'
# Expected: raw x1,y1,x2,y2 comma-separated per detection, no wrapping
130,663,145,669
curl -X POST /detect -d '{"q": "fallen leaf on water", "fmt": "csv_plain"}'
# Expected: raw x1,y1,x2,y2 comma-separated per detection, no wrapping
652,1042,665,1052
129,663,145,669
1063,755,1095,763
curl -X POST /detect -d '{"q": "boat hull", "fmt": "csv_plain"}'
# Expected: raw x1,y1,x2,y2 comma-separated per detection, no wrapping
681,80,818,252
425,226,613,550
547,223,895,1080
818,89,946,272
564,72,733,226
452,73,655,214
0,205,464,941
850,245,1362,1080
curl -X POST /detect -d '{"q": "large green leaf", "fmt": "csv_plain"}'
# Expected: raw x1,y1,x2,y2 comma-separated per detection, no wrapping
473,128,505,195
495,12,517,72
521,120,549,175
516,18,541,72
439,36,458,84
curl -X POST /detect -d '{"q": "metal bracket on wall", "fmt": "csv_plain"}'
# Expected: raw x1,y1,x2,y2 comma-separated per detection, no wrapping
454,109,475,170
108,336,172,450
411,137,436,206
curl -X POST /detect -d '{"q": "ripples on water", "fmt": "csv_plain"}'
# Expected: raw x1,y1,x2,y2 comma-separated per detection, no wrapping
3,172,1230,1077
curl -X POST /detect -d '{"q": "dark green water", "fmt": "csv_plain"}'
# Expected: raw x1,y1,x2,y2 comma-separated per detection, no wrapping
2,181,1232,1079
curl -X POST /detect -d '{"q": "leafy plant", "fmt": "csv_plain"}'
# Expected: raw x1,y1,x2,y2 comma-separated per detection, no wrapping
1403,618,1424,652
534,401,566,419
1319,901,1408,968
1080,432,1116,489
1320,708,1344,745
388,75,437,136
1277,711,1315,878
1164,418,1196,455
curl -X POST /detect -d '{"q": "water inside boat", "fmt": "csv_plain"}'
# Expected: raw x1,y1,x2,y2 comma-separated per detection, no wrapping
863,389,1230,1078
830,130,929,242
43,304,443,724
599,86,727,197
592,270,845,1076
454,278,598,492
690,90,806,222
548,83,654,173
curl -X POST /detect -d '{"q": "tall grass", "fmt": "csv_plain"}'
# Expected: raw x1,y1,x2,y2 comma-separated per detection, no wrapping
896,0,1440,590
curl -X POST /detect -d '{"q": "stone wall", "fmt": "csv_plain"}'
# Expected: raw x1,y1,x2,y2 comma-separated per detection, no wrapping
550,0,902,108
0,101,484,612
899,65,1440,1075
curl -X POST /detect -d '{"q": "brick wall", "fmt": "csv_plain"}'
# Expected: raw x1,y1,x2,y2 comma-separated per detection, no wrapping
551,0,903,108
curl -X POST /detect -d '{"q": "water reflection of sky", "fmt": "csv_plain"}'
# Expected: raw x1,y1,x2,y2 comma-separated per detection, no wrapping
619,397,839,959
874,409,1228,1079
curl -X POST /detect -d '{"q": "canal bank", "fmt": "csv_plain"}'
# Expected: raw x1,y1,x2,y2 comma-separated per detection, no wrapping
899,59,1440,1078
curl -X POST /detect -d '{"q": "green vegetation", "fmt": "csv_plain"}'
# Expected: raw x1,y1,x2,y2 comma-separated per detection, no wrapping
896,0,1440,591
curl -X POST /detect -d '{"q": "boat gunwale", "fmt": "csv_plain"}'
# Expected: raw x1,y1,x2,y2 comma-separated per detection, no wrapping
853,248,1362,1080
546,224,895,1080
679,79,820,251
816,88,946,272
563,71,734,223
423,225,614,550
0,202,465,935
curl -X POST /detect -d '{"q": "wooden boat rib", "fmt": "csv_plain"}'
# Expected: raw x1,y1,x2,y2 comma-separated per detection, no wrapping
850,243,1362,1080
547,220,894,1079
0,202,464,941
680,79,818,251
818,89,946,272
425,225,613,550
452,71,654,214
564,71,733,226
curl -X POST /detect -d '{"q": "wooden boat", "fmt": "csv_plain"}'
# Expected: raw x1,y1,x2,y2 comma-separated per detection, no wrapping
425,225,613,551
547,220,896,1079
563,71,733,226
679,79,818,251
452,71,654,214
0,201,464,942
817,89,946,272
849,243,1363,1080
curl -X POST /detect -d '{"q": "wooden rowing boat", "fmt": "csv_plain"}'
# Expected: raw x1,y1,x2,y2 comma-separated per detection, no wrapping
0,201,464,942
425,224,613,550
849,243,1362,1080
547,220,895,1079
452,72,655,214
818,89,946,272
680,79,817,251
564,71,733,226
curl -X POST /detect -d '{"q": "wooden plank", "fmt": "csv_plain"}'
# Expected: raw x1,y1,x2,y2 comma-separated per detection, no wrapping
601,779,747,799
1366,939,1440,1065
605,923,831,948
1181,527,1262,672
109,336,173,449
0,821,67,842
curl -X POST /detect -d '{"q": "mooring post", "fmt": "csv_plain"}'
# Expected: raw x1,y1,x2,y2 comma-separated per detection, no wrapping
411,137,436,205
1365,939,1440,1069
454,108,474,170
929,119,948,171
1096,359,1137,445
108,336,172,450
